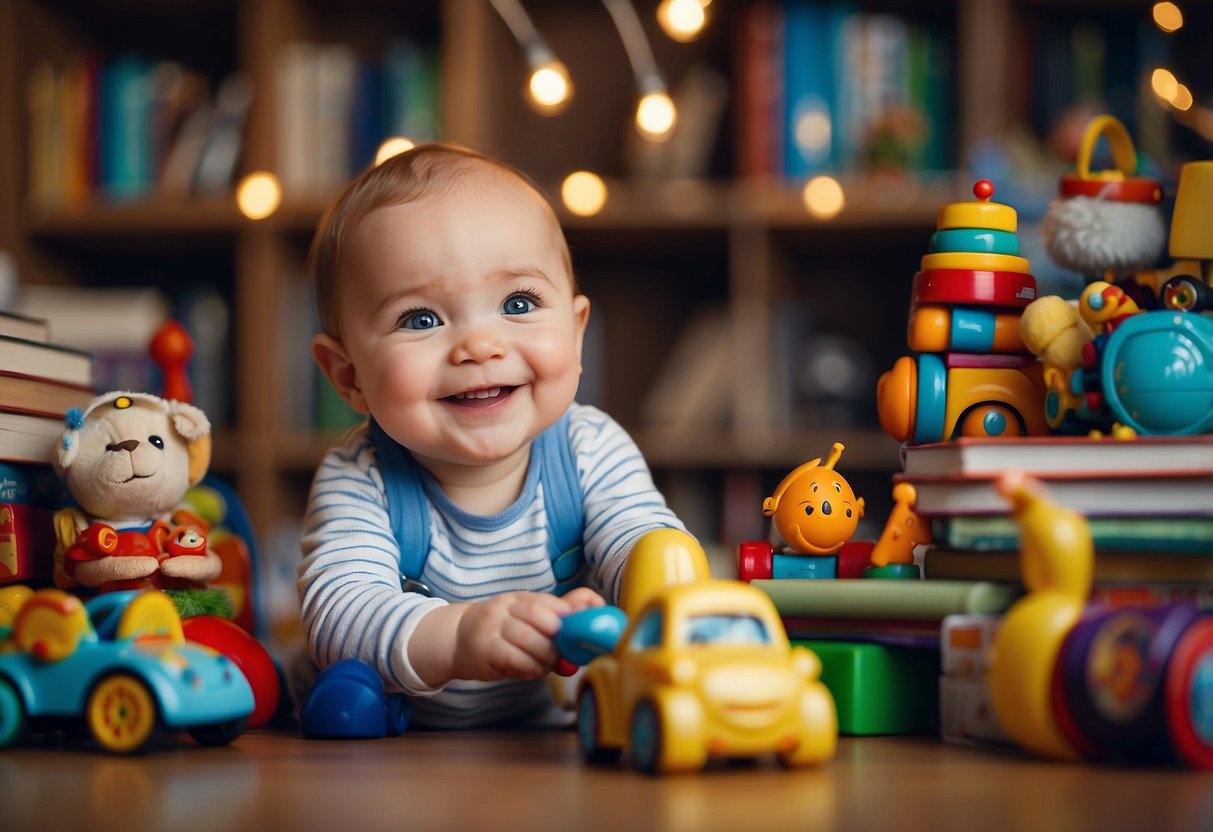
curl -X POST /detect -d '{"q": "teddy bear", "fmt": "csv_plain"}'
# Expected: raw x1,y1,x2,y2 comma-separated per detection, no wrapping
50,390,224,596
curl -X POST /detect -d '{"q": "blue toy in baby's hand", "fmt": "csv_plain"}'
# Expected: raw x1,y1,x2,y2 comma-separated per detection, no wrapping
554,606,628,667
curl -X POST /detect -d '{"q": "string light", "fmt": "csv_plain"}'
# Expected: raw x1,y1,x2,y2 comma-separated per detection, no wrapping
375,137,415,165
488,0,573,115
561,171,608,216
802,176,845,220
236,172,281,220
601,0,678,140
1153,2,1184,32
657,0,710,43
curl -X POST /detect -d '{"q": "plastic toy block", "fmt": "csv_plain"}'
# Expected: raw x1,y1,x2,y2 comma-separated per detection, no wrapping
795,639,940,735
911,268,1036,309
928,228,1020,256
773,553,836,580
921,251,1030,274
907,305,1027,354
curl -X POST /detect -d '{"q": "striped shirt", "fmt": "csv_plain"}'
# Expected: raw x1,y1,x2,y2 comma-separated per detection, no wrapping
298,403,685,728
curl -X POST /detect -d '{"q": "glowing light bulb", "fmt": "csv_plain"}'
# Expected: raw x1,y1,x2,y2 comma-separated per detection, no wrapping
658,0,708,43
375,137,415,165
236,172,281,220
528,61,573,114
636,91,676,139
1173,83,1194,111
561,171,608,217
802,176,844,220
1153,2,1183,32
1152,67,1179,103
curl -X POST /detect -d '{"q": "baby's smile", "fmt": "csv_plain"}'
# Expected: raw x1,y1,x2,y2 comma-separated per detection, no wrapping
445,386,518,408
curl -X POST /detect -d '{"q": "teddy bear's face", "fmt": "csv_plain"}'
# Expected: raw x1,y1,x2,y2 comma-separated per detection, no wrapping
64,401,194,520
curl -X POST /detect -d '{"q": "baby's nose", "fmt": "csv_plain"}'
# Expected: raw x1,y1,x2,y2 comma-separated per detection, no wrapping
451,325,505,363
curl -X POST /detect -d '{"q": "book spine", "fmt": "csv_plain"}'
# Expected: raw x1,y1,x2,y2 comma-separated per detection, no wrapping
735,1,784,178
783,0,832,178
0,461,74,507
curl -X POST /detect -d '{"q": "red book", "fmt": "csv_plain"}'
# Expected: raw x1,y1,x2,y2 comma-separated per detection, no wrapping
735,1,784,177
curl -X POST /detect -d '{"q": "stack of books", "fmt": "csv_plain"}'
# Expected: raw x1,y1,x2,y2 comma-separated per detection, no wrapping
900,435,1213,606
0,310,93,585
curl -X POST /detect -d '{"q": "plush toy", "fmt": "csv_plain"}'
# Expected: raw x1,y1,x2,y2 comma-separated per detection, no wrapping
50,391,227,613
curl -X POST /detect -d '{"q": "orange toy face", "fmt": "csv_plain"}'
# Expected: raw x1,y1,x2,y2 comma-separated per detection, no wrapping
765,458,865,555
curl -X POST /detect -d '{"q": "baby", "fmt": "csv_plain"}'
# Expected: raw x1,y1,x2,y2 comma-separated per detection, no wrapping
300,143,690,728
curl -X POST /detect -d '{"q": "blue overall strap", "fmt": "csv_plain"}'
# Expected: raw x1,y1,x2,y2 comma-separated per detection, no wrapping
536,411,585,595
369,418,431,592
370,412,585,595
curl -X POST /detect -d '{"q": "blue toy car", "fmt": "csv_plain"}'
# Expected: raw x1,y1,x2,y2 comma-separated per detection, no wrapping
0,586,254,753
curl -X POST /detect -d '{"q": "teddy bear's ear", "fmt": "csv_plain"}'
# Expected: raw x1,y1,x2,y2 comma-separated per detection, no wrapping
167,401,212,441
54,407,87,474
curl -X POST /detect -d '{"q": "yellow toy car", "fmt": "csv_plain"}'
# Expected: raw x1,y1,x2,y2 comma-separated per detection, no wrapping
573,578,837,774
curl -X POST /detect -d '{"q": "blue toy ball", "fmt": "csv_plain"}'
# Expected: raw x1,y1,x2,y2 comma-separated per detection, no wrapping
1101,312,1213,435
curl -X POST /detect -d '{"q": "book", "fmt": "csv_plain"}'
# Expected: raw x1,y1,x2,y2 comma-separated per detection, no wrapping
0,371,93,416
0,311,50,342
735,1,784,177
751,578,1020,620
901,435,1213,478
782,0,833,177
900,472,1213,517
0,335,92,387
924,547,1213,584
931,514,1213,554
0,460,75,507
0,406,72,464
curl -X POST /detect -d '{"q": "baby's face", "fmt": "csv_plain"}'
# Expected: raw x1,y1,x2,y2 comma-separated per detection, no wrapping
335,174,588,471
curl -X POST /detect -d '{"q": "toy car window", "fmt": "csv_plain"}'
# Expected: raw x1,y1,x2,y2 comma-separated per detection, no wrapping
626,610,663,651
683,614,770,646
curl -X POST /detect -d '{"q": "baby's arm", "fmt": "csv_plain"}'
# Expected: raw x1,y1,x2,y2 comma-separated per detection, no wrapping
409,586,602,685
571,407,690,602
301,436,605,690
299,440,449,694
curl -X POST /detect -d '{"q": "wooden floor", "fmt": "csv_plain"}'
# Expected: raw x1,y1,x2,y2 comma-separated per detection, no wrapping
4,728,1213,831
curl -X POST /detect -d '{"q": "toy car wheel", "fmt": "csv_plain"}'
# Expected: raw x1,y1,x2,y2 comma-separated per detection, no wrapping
630,699,665,774
576,686,620,764
0,677,26,749
188,717,249,747
87,673,163,754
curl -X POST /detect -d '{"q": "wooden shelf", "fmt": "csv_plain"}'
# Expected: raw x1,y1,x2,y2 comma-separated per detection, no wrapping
0,0,1186,548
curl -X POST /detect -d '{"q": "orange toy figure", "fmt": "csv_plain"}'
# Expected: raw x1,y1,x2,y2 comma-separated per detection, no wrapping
736,443,868,583
762,443,865,556
866,482,931,579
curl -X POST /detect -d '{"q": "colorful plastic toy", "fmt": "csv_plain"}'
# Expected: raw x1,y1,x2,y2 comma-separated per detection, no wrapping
987,474,1213,768
1041,114,1167,309
300,658,409,740
181,614,281,728
735,443,867,582
566,532,837,773
866,482,931,579
0,587,253,753
1027,280,1213,436
878,181,1048,443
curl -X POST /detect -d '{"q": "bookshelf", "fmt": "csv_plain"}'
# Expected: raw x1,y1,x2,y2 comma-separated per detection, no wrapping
0,0,1201,556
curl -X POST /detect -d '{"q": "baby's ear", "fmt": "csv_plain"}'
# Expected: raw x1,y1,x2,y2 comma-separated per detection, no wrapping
312,333,368,413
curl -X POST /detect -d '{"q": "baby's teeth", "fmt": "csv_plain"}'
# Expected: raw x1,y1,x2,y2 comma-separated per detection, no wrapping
456,387,502,400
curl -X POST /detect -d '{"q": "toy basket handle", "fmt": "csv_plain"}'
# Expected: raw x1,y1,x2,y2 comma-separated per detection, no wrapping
1075,115,1137,182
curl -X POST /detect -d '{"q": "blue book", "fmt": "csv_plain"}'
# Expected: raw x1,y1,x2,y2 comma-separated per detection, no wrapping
782,0,833,177
0,460,73,508
99,55,153,199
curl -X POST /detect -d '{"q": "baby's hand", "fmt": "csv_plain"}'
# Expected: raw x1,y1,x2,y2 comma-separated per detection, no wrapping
451,592,586,682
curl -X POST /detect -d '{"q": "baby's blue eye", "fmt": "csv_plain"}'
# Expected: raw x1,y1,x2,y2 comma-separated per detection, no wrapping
399,309,440,330
503,294,535,315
